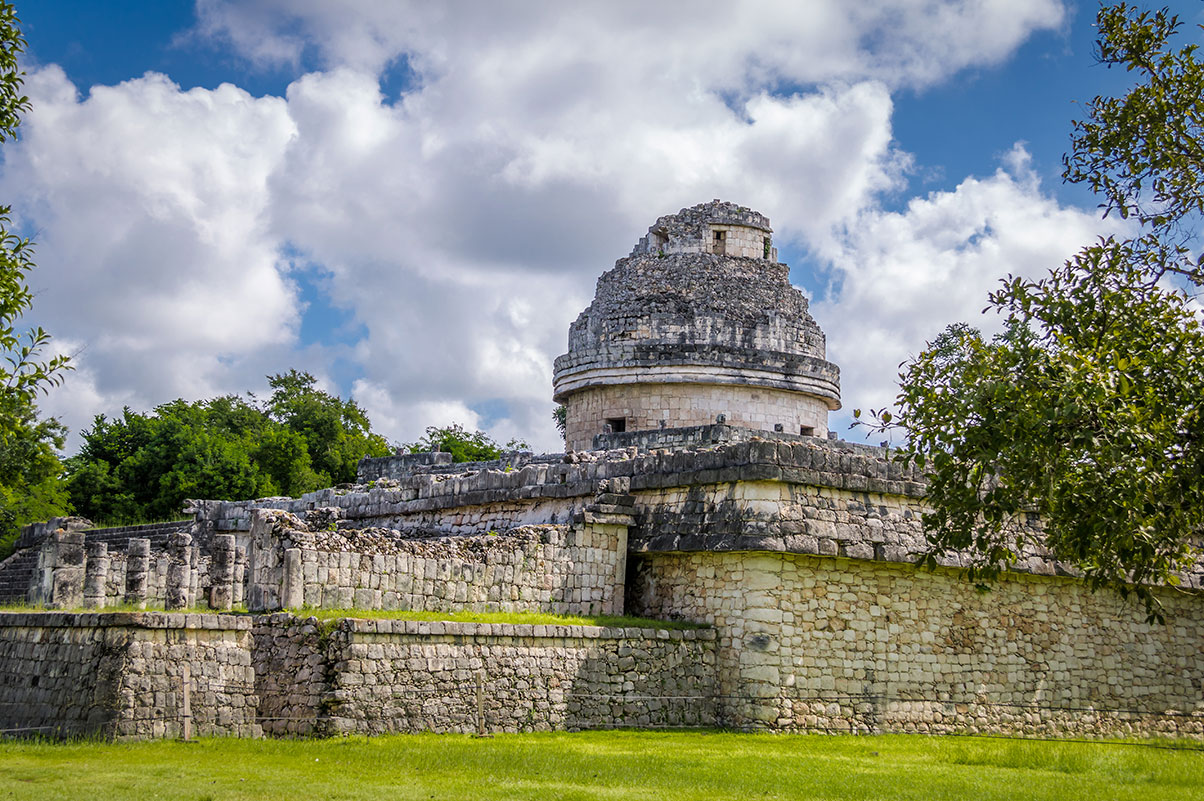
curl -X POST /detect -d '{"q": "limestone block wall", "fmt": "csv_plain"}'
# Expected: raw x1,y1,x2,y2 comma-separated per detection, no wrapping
565,383,829,452
245,511,627,617
0,612,260,739
628,551,1204,737
252,614,327,737
0,611,715,739
194,461,603,536
319,617,717,735
708,224,772,259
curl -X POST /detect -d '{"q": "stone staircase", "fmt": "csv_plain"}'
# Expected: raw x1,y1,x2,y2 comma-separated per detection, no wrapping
0,547,38,604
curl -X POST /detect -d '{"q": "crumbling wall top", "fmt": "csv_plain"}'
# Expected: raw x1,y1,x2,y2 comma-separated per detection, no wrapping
629,199,776,260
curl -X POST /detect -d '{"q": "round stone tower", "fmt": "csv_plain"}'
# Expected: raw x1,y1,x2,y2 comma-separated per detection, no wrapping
553,200,841,451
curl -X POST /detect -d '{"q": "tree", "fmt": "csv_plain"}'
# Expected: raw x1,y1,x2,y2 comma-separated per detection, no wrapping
64,376,392,524
0,2,71,555
858,4,1204,621
406,423,529,463
264,370,390,484
553,404,566,440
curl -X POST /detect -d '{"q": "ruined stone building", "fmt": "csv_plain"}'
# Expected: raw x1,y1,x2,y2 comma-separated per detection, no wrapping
554,201,839,450
1,201,1201,740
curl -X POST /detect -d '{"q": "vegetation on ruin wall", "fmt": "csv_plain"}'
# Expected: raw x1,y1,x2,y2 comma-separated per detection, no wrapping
0,604,702,631
403,422,529,463
294,607,706,629
62,370,390,527
859,3,1204,622
0,2,72,555
2,732,1202,801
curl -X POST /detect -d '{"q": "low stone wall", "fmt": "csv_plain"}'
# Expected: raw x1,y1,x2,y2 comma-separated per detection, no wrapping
320,618,717,735
628,551,1204,737
245,510,628,617
0,611,715,739
0,612,260,739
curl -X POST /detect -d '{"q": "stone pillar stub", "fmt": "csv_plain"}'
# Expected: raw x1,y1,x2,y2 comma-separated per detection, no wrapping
47,531,86,609
281,548,303,609
84,541,110,608
209,534,236,611
124,537,151,609
166,530,193,610
233,546,247,607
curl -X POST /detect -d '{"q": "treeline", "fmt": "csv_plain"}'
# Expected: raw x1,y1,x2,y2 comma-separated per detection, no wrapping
0,368,537,557
62,371,391,525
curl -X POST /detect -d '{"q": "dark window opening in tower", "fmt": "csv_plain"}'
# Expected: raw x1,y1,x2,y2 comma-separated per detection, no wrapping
605,417,626,433
713,230,726,255
800,425,815,437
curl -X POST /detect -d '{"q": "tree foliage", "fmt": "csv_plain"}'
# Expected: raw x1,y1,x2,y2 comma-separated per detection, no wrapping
264,370,390,484
553,404,566,440
64,373,391,524
0,1,71,555
406,423,529,463
859,4,1204,621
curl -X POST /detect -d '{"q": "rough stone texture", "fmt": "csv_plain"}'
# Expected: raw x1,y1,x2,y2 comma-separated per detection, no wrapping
319,618,716,735
165,531,194,610
0,611,712,739
83,542,109,608
553,202,840,451
245,509,627,616
252,614,328,737
566,383,829,450
0,612,260,739
34,531,86,609
124,538,151,609
628,200,775,260
209,535,236,611
628,551,1204,737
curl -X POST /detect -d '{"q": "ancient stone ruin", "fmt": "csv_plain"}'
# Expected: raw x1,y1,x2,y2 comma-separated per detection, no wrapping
1,200,1202,740
554,199,840,451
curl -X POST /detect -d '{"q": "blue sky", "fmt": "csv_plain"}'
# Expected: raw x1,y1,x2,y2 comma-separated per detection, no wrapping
8,1,1200,452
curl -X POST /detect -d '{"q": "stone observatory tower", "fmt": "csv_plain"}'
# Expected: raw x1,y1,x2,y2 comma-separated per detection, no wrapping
553,200,841,452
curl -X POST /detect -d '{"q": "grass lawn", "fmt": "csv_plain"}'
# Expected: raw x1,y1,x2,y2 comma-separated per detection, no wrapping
2,731,1202,800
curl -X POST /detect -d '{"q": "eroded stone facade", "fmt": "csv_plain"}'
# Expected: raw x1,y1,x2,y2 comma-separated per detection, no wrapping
628,552,1204,737
564,383,829,451
554,201,839,451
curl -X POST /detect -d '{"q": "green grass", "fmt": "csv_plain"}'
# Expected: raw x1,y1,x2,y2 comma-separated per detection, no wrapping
0,603,701,630
294,607,707,629
1,731,1201,800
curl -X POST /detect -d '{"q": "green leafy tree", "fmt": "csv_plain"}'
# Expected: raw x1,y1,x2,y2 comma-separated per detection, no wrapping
65,377,391,524
265,370,390,485
407,423,529,463
553,404,566,440
859,4,1204,621
0,2,71,556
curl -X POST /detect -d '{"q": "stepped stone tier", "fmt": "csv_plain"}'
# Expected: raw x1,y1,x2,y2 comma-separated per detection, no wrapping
553,200,840,452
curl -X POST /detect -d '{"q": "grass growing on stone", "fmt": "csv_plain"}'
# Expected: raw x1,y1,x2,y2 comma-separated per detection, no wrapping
2,731,1202,800
294,607,707,629
0,603,247,614
0,604,703,630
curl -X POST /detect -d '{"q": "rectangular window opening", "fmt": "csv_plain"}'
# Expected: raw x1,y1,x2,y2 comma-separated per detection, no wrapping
605,417,627,434
800,425,815,437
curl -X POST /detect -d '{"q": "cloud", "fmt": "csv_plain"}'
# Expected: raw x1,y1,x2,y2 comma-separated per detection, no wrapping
3,66,298,446
7,1,1078,456
192,0,1065,91
813,145,1126,439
